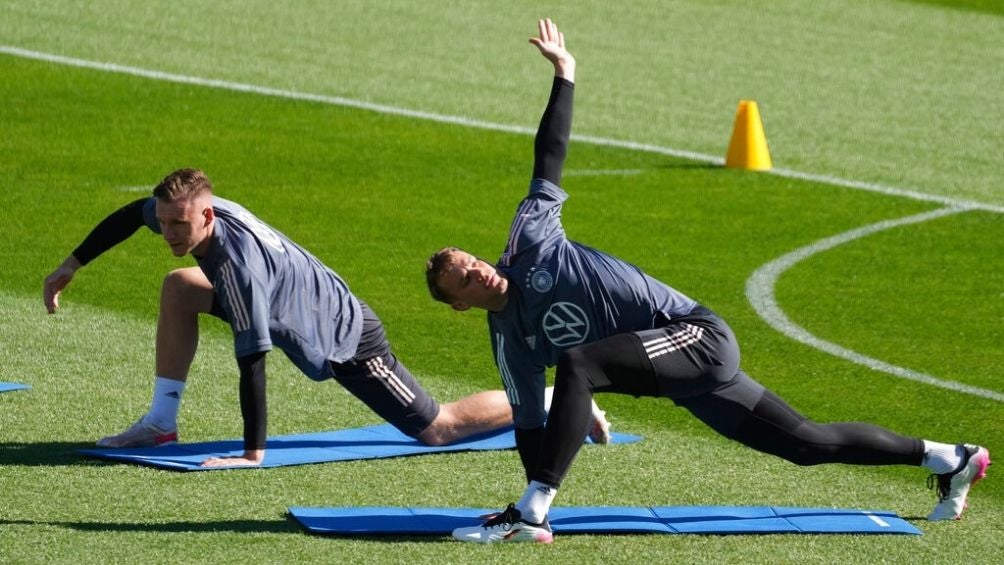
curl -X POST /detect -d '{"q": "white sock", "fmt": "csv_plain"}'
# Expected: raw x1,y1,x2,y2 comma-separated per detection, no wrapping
922,440,964,474
543,386,554,413
144,376,185,430
516,480,557,524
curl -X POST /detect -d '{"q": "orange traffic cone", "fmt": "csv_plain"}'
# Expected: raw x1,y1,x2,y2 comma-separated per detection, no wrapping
725,100,772,171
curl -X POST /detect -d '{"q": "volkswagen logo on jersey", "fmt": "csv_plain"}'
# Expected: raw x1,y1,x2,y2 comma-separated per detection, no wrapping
530,269,554,293
542,302,589,347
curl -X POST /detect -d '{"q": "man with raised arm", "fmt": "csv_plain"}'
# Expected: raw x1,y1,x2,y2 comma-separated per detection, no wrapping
426,18,989,543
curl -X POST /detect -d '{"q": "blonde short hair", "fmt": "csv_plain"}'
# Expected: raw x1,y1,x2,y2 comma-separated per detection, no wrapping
153,168,213,202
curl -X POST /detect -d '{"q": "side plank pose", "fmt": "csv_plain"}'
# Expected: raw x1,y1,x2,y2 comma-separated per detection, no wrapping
426,19,990,543
43,169,611,467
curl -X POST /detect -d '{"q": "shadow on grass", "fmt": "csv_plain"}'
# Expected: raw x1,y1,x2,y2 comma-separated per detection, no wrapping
0,517,448,541
0,441,113,467
1,514,927,540
0,517,297,535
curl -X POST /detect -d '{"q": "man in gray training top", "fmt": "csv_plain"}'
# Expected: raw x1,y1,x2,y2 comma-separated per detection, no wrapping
426,18,990,544
43,168,611,466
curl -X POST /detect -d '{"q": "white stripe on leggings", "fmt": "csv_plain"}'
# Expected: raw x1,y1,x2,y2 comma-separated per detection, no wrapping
643,324,704,359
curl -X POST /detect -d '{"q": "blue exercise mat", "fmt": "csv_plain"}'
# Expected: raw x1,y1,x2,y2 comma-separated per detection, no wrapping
79,423,640,471
288,505,921,536
0,382,30,393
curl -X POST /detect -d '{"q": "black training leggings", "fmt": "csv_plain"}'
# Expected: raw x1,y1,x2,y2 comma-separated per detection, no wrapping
532,320,924,489
683,386,925,467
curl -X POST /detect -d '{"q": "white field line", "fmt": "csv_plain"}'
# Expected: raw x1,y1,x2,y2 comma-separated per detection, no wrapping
3,45,1001,400
746,206,1004,403
770,167,1004,215
3,44,1001,215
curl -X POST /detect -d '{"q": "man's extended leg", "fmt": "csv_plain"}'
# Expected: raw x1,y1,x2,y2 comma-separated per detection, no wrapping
417,390,512,446
97,267,213,447
420,386,610,446
685,381,989,521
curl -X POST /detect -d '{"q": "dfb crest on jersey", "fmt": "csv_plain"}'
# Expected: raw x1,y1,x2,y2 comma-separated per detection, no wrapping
543,302,589,347
530,269,554,293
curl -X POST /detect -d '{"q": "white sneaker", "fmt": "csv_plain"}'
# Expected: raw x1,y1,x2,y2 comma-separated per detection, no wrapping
927,444,991,521
452,504,553,544
588,400,612,444
96,418,178,448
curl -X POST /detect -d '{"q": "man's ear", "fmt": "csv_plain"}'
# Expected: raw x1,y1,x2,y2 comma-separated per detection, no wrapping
451,302,471,312
202,205,215,227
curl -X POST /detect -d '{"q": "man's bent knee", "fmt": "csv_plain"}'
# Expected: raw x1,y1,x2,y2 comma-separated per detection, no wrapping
413,419,449,447
162,268,213,312
415,411,457,446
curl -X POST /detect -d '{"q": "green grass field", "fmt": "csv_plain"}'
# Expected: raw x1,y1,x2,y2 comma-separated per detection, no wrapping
1,2,1001,563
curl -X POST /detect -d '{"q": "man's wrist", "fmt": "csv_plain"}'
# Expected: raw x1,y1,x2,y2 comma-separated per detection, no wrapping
555,60,576,83
63,255,82,272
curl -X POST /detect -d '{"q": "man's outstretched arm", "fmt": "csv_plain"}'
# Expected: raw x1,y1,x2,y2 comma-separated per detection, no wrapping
531,18,575,187
43,198,149,313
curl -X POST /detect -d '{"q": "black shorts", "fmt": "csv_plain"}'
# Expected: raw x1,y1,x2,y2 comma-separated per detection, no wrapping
639,305,748,400
570,305,765,410
211,295,441,437
328,301,441,438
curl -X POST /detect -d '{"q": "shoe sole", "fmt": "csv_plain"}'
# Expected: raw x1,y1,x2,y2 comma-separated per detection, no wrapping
532,533,554,544
959,449,991,517
453,523,554,544
96,432,178,449
949,448,991,521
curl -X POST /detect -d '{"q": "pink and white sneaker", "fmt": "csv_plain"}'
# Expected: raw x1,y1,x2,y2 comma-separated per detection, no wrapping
452,504,553,544
927,444,991,520
96,418,178,448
